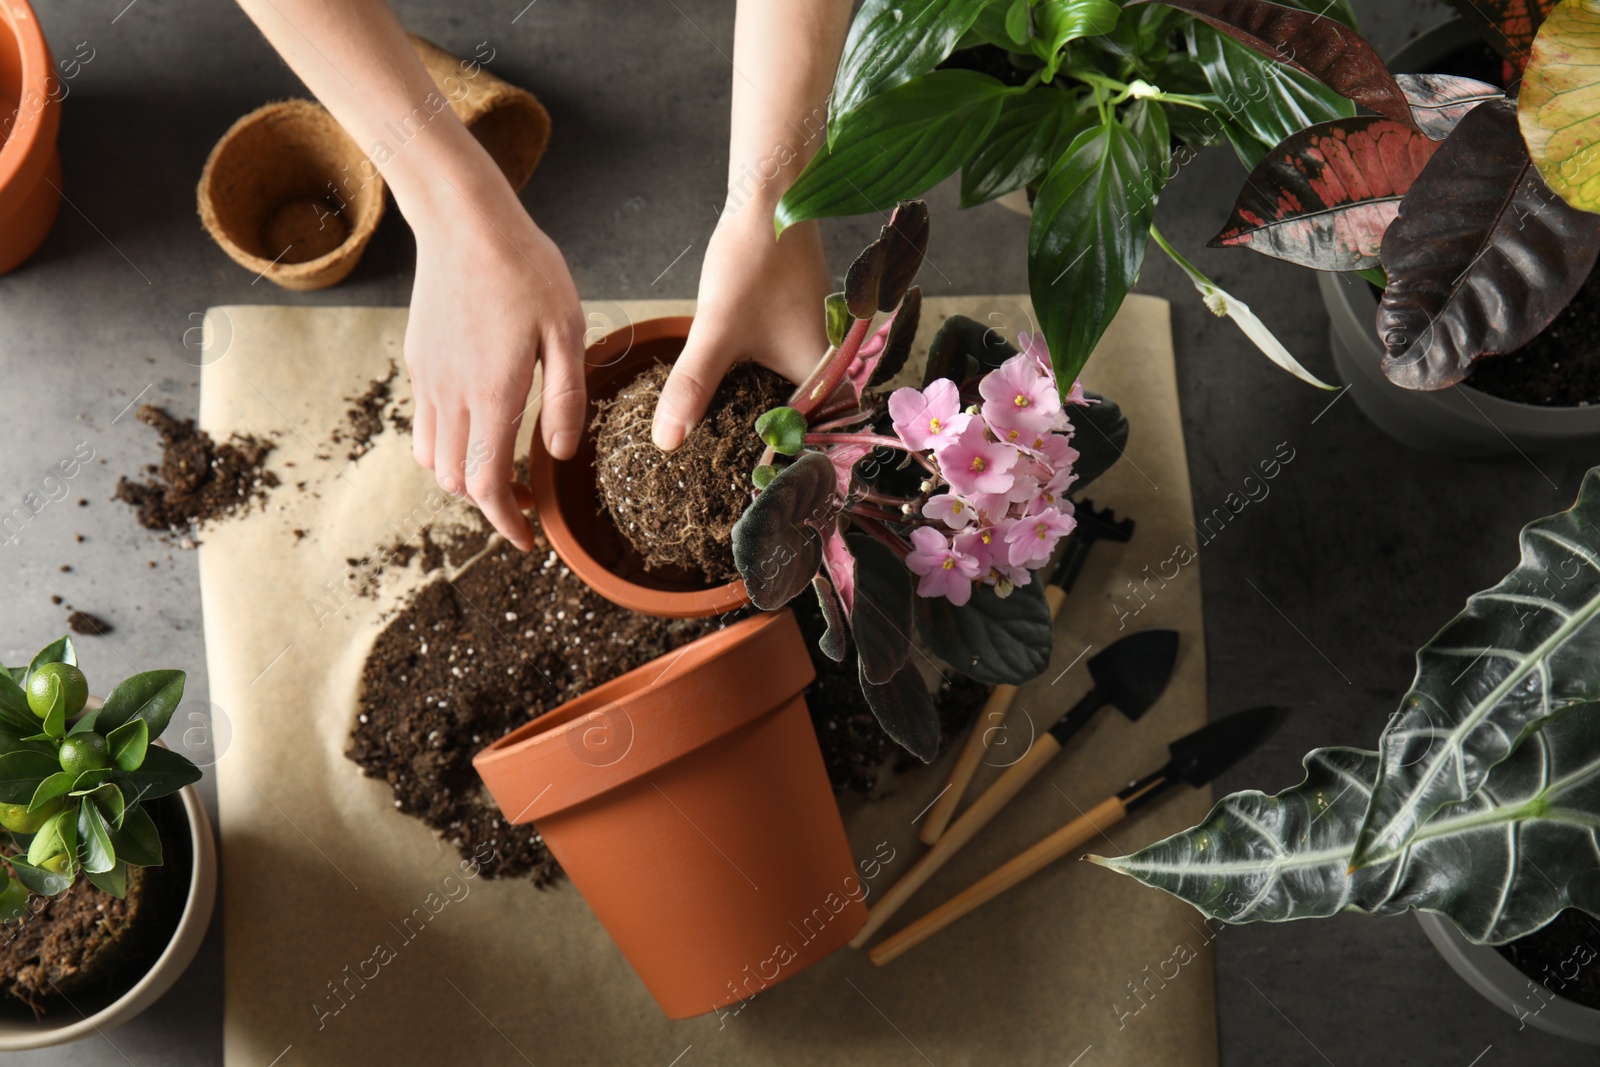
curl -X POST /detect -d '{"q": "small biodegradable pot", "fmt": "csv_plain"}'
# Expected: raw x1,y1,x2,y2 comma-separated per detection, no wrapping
0,0,62,276
0,785,218,1050
473,609,865,1019
1417,912,1600,1046
197,99,386,291
1320,18,1600,458
408,35,551,192
528,316,753,619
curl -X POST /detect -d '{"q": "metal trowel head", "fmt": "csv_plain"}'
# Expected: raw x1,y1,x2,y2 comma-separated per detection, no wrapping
1087,628,1179,721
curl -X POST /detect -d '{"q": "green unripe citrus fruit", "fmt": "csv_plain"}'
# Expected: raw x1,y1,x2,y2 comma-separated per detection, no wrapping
26,663,88,719
59,733,111,776
0,796,64,834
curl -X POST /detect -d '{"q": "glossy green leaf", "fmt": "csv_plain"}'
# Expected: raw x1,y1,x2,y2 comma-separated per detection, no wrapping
8,857,71,896
1028,119,1154,391
1006,0,1031,46
777,70,1011,230
0,750,66,805
1032,0,1123,73
914,577,1053,684
28,770,76,813
87,861,128,899
78,801,115,874
0,671,35,733
107,719,149,772
110,803,162,866
1187,21,1355,170
830,0,992,131
1124,97,1172,195
26,637,76,680
112,744,202,803
28,808,73,867
970,1,1030,50
96,669,185,741
39,675,64,740
960,87,1092,207
1093,703,1600,945
70,767,114,794
88,783,126,829
1352,468,1600,868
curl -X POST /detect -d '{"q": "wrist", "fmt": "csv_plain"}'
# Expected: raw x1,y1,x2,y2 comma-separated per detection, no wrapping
385,127,524,239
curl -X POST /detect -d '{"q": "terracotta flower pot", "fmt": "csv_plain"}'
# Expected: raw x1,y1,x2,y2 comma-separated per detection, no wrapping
0,0,62,276
407,35,551,192
473,609,865,1019
197,99,386,291
529,316,753,618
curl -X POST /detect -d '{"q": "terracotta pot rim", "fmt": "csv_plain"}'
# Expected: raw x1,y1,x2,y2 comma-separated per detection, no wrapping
473,609,813,823
0,2,60,218
528,315,754,618
196,99,387,281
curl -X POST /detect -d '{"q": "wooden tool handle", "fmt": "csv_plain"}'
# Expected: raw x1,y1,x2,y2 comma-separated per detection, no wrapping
850,734,1063,948
868,793,1127,966
917,584,1070,846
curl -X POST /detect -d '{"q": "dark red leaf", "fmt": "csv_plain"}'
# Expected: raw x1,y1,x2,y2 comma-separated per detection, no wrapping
845,200,930,316
846,532,912,685
1137,0,1415,128
1211,116,1440,271
1377,98,1600,389
1443,0,1558,73
1395,73,1504,140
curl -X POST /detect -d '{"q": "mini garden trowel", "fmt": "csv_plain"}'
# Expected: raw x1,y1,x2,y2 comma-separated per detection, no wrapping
849,627,1178,948
867,705,1289,965
918,500,1136,845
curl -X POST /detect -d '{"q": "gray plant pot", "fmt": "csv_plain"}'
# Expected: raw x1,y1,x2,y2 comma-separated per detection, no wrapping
1417,912,1600,1045
1319,19,1600,458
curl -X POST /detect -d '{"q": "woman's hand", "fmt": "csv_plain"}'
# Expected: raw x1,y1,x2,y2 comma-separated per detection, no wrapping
653,211,832,451
405,171,586,551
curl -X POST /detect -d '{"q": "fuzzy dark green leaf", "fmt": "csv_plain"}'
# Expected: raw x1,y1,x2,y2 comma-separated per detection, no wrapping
844,200,931,317
1028,120,1154,391
756,407,808,456
860,661,941,762
732,453,833,610
914,578,1053,684
870,286,923,387
778,71,1010,230
847,532,914,685
812,575,850,663
1069,391,1130,489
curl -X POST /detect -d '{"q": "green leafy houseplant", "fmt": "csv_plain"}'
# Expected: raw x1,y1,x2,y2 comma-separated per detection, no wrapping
1164,0,1600,390
0,638,200,918
778,0,1368,392
1091,466,1600,947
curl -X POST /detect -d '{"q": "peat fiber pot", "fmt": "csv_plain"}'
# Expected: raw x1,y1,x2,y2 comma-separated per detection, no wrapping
0,785,218,1050
0,0,61,276
1321,18,1600,458
473,609,866,1019
408,35,550,192
528,316,752,618
197,99,386,291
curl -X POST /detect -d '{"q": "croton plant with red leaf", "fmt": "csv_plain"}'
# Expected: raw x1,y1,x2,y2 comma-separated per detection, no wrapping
730,201,1129,761
1150,0,1600,390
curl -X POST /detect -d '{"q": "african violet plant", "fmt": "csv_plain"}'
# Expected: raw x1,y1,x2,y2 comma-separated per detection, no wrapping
1092,467,1600,945
1161,0,1600,389
777,0,1366,393
0,638,200,918
732,201,1129,762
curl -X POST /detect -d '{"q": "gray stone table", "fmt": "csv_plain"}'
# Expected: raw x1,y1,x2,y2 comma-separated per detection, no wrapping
0,0,1590,1063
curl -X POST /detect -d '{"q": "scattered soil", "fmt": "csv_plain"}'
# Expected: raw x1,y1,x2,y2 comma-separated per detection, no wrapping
0,864,147,1010
1464,264,1600,407
1497,907,1600,1011
114,406,278,535
345,523,722,885
338,520,492,603
592,362,786,583
331,362,400,461
66,611,112,637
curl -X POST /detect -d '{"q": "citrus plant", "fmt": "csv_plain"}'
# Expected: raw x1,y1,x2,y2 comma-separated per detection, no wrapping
0,637,200,918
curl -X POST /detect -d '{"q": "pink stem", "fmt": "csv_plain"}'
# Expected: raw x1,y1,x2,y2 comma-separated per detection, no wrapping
852,515,912,560
803,432,906,450
810,410,874,433
792,317,873,418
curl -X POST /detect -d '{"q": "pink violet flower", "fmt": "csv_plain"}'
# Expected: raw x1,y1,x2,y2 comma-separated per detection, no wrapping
980,354,1062,442
923,492,975,530
1019,331,1053,378
1005,506,1077,567
938,421,1018,497
906,526,982,605
889,380,970,453
1063,378,1096,407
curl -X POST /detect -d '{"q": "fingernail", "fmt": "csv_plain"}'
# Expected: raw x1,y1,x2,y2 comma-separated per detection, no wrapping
550,431,578,459
653,417,685,452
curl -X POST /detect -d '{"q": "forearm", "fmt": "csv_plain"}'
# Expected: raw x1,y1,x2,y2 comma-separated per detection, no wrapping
725,0,851,214
234,0,510,223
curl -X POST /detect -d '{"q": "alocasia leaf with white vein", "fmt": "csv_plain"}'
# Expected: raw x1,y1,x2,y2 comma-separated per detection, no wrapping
1090,702,1600,944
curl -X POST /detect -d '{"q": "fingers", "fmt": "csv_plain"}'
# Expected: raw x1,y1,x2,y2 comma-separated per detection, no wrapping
466,414,534,552
432,401,471,498
539,314,587,461
411,386,437,470
653,326,729,452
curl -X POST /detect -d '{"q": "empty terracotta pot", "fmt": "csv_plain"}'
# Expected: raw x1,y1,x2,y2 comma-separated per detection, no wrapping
0,0,61,276
473,609,865,1019
408,35,550,192
528,316,753,618
197,99,386,291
